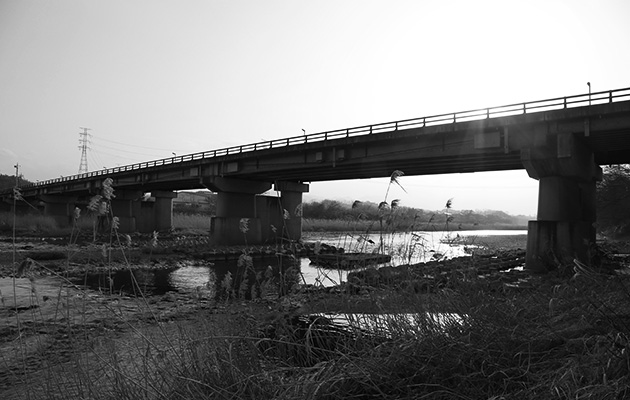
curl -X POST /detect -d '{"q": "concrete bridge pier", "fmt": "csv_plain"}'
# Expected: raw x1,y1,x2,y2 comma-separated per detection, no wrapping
203,177,272,245
40,194,78,227
522,133,602,273
135,190,176,233
110,190,143,233
274,181,309,241
108,190,176,233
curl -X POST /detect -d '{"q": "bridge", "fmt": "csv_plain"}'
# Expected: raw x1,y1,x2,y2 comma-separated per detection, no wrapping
2,87,630,272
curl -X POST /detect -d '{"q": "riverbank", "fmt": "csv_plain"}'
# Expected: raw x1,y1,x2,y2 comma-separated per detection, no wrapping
2,232,630,399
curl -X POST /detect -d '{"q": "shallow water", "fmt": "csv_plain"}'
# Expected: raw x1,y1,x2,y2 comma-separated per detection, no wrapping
304,229,526,265
314,312,464,336
75,230,526,296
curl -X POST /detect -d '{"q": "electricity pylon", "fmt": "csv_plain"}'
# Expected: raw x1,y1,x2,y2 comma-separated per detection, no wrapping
78,127,91,173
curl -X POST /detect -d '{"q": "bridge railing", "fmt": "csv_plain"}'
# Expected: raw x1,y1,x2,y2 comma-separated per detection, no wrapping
14,87,630,190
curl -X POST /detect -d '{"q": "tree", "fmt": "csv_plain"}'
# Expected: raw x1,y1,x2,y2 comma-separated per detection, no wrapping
597,164,630,237
0,173,32,190
302,199,349,220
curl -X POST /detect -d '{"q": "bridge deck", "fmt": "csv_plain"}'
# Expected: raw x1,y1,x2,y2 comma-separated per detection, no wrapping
2,87,630,197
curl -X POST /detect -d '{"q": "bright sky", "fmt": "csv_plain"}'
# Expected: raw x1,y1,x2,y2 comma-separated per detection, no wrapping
1,0,629,216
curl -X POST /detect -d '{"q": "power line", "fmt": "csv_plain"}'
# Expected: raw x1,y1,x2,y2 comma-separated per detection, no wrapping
90,142,168,157
90,135,192,153
88,150,108,170
78,127,91,173
90,149,146,162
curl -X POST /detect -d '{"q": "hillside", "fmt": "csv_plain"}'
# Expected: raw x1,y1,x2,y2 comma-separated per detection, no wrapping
0,173,33,190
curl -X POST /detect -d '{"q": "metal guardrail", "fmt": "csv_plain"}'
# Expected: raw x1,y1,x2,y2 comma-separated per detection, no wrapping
15,87,630,190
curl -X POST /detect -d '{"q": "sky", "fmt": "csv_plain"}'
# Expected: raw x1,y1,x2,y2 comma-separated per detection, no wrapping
1,0,629,216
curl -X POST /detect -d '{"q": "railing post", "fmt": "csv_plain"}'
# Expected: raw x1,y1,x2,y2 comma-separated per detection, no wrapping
395,122,398,130
369,126,373,134
346,129,349,138
523,103,526,114
563,97,567,109
609,91,613,103
486,108,490,118
453,114,456,124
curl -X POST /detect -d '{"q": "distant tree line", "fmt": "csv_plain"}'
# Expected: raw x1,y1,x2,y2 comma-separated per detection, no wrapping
172,194,530,229
302,199,530,229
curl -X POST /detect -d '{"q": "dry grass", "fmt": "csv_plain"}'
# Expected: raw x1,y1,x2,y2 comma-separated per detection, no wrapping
172,213,211,231
6,259,630,399
0,212,59,234
0,212,96,236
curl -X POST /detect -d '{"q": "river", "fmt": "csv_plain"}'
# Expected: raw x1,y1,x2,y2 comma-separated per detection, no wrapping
76,229,527,296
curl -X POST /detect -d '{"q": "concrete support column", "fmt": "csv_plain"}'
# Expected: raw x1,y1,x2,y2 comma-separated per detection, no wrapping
152,190,176,232
110,190,143,233
203,177,272,245
522,133,602,272
216,192,257,218
275,181,309,241
134,190,176,233
40,194,78,227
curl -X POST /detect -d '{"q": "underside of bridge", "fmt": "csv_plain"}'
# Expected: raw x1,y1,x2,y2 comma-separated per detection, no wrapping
33,189,177,234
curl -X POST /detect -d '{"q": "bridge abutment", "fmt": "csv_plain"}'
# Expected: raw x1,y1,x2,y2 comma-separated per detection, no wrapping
522,133,602,272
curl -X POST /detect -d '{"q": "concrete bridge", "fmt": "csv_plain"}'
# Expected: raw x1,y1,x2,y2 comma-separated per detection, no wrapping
2,87,630,272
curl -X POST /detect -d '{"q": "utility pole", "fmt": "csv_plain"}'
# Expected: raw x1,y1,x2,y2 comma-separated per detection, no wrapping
78,127,91,173
12,163,19,267
14,162,19,187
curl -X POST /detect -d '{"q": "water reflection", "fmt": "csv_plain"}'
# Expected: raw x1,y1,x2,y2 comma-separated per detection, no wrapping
300,258,348,286
311,312,464,338
305,230,526,264
169,265,212,290
75,230,526,297
305,231,467,265
75,256,306,298
75,267,179,296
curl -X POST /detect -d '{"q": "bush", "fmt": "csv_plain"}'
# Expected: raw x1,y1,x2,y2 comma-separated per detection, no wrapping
598,164,630,237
